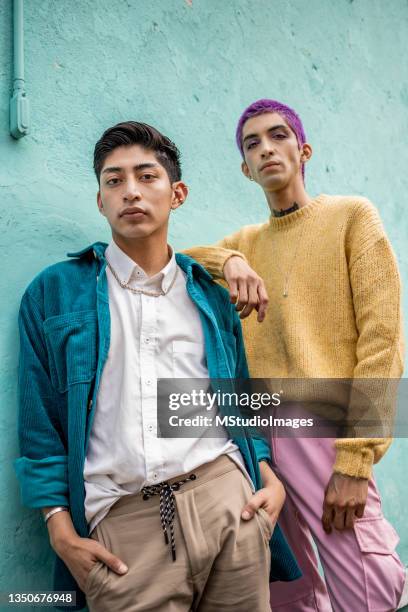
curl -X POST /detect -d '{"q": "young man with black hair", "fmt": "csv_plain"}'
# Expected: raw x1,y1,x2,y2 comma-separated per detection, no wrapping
15,121,300,612
185,99,406,611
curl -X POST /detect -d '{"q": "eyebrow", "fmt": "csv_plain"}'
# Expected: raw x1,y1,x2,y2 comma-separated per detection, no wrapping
101,162,159,174
243,124,289,144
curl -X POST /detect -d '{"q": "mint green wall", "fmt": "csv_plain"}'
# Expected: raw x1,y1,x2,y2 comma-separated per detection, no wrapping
1,1,407,608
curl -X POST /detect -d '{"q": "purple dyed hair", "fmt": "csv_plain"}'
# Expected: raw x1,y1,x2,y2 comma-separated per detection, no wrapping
236,99,307,181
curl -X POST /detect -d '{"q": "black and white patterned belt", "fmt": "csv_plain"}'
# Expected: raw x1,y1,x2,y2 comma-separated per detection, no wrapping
141,472,197,561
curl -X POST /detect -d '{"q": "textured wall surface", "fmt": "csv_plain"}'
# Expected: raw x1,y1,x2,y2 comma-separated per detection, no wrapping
0,0,407,609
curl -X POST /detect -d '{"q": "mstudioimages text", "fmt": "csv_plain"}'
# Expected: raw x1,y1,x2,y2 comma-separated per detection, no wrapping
168,415,315,428
168,389,283,411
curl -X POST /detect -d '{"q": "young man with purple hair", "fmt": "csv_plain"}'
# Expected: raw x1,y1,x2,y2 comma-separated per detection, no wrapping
185,99,406,611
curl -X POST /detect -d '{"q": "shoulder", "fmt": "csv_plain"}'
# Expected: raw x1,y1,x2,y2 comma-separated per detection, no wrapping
322,194,382,222
320,195,385,242
234,222,266,242
219,221,266,251
21,254,97,317
26,257,92,294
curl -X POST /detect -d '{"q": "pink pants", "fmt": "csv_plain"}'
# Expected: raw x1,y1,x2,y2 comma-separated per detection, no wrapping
269,422,405,611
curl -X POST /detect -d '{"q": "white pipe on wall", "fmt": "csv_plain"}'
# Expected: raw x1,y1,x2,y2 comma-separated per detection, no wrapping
10,0,30,139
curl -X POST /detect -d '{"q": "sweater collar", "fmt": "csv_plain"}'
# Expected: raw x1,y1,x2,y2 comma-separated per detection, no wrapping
268,194,326,230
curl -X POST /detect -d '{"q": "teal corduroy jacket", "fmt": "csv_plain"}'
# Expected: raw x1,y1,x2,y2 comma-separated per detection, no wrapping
15,242,301,610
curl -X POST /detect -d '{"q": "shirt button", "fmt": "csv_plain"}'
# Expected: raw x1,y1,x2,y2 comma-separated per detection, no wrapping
144,337,151,344
153,473,158,480
145,379,152,386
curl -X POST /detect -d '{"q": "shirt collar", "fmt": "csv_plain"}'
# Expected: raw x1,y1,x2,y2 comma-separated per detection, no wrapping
105,240,177,293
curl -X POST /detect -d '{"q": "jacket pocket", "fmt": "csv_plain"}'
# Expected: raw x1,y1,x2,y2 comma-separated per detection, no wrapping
43,310,98,393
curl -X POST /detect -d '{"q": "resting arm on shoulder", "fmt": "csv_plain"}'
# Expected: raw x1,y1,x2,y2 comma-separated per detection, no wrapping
183,232,269,322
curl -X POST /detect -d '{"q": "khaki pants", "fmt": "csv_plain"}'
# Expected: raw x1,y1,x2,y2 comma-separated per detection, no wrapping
85,455,272,611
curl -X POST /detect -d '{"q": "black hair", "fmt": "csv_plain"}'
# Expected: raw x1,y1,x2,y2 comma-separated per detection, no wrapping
93,121,182,183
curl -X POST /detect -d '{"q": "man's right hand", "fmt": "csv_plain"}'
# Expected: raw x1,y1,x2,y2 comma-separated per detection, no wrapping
223,256,269,322
44,508,128,592
54,534,128,592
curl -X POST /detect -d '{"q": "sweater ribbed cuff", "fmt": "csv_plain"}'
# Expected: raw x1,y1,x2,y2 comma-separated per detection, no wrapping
333,443,374,479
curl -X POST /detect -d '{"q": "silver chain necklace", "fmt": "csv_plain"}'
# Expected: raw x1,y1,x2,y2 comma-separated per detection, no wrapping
106,258,178,297
274,221,308,298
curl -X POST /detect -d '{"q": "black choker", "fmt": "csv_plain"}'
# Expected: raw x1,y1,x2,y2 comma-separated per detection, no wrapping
271,202,299,217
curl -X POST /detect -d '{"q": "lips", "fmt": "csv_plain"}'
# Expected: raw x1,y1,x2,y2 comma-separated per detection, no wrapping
120,207,146,217
260,161,280,171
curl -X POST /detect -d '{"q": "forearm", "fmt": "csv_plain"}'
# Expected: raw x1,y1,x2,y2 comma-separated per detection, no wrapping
259,460,280,488
42,506,78,554
182,245,246,279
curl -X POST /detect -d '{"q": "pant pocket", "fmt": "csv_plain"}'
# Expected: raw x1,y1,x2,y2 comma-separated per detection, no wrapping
84,560,104,594
256,507,275,542
354,516,405,611
84,523,110,599
354,515,399,554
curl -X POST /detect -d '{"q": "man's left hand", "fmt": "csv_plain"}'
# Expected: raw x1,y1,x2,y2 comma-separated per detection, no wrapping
241,463,286,527
322,472,369,534
223,256,269,322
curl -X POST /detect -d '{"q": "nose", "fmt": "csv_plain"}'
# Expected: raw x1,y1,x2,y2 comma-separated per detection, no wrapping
123,179,142,202
260,138,276,159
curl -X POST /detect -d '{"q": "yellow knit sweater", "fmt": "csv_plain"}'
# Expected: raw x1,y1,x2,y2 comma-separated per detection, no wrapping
184,194,404,479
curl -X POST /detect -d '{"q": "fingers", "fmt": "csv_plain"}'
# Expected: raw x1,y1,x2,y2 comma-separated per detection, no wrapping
345,506,356,530
236,279,269,320
94,542,128,575
229,279,238,305
235,281,249,314
322,472,369,534
256,282,269,322
241,491,266,520
323,501,361,533
223,257,268,321
322,501,334,534
238,282,258,319
333,505,347,531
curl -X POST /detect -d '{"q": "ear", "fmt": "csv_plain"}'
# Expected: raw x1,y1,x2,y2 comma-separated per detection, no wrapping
171,181,188,210
241,160,251,180
97,191,106,216
300,143,313,164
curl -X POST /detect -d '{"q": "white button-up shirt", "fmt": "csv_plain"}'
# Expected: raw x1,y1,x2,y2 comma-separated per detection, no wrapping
84,240,250,532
